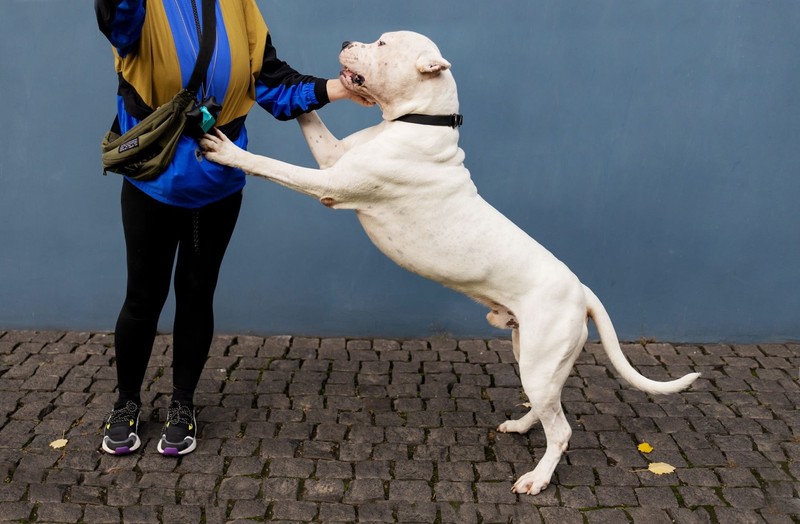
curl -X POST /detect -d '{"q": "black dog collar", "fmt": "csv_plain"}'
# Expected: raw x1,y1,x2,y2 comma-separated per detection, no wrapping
394,113,464,128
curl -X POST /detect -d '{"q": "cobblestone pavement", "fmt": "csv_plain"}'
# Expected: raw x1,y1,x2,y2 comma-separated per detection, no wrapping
0,330,798,523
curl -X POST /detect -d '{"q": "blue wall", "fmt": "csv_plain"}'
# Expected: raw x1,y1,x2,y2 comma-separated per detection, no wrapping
1,1,798,342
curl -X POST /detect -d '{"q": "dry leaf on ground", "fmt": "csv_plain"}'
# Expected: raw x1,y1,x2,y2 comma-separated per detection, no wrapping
648,462,676,475
49,439,68,450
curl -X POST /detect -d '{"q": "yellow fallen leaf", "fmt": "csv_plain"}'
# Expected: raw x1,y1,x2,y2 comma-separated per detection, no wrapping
49,438,68,450
648,462,675,475
637,442,654,453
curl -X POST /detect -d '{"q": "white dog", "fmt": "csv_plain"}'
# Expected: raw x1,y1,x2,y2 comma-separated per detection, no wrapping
201,31,699,495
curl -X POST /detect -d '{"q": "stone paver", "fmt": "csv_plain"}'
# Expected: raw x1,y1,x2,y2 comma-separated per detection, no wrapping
0,330,798,522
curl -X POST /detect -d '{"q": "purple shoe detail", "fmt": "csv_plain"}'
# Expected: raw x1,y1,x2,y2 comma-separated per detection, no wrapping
114,446,130,455
162,447,180,456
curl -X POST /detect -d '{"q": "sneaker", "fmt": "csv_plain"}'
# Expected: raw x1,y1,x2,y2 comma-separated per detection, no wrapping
157,400,197,456
101,401,141,455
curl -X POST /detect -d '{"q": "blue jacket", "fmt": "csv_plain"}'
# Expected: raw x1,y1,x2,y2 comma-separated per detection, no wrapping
95,0,330,207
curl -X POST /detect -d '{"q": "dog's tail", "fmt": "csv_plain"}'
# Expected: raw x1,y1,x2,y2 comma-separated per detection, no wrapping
583,285,700,395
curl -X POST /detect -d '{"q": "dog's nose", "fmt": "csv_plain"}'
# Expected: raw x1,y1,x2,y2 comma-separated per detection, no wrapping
341,41,352,50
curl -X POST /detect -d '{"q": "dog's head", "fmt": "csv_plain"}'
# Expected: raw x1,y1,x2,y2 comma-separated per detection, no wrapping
338,31,459,121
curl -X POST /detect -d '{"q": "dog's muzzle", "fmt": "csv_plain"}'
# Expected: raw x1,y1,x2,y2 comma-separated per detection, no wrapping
340,66,365,86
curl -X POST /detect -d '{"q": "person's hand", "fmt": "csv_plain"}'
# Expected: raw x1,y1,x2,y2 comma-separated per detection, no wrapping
326,79,375,107
200,129,243,167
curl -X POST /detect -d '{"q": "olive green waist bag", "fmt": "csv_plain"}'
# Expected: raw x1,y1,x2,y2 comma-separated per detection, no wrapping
101,90,199,180
100,0,217,181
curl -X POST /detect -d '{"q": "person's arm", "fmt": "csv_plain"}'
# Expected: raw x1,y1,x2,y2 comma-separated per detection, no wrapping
254,34,334,121
94,0,145,57
255,34,373,120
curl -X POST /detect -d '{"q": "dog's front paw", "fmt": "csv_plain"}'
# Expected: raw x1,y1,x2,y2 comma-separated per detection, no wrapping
200,130,244,169
511,471,550,495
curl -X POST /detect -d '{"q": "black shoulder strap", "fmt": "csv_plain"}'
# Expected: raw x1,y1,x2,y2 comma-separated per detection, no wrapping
186,0,216,94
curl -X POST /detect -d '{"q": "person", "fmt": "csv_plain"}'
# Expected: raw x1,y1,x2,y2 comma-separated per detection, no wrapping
94,0,368,456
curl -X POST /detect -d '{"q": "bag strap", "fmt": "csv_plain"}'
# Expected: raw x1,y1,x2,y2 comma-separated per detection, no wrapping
186,0,217,95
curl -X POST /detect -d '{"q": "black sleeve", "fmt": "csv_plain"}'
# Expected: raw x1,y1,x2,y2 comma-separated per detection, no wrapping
95,0,121,40
255,33,331,120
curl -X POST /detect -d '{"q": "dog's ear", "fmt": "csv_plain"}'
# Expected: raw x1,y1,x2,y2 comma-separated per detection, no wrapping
416,54,451,74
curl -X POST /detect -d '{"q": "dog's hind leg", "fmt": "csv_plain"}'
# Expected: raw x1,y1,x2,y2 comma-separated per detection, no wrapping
497,328,540,434
486,308,542,433
510,309,588,495
512,326,520,362
487,307,540,432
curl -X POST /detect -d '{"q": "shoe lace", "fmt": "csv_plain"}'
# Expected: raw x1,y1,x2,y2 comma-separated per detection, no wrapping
106,401,139,425
166,402,194,426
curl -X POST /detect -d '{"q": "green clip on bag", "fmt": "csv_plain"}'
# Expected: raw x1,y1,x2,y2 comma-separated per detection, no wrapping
100,0,216,181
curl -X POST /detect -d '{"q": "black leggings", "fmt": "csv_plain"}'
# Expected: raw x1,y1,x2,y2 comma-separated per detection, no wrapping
114,180,242,407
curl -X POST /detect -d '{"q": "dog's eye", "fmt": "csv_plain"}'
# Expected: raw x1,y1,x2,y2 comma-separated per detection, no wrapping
378,40,386,46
